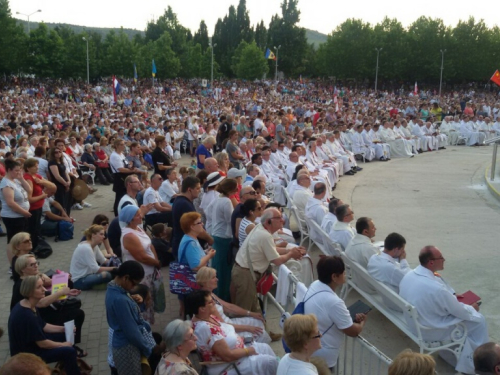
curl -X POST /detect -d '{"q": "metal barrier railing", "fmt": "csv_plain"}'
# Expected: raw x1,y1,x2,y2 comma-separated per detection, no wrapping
264,267,393,373
485,136,500,181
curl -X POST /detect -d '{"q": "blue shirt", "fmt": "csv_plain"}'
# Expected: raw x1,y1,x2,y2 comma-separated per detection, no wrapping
196,144,212,169
178,235,204,269
171,196,196,258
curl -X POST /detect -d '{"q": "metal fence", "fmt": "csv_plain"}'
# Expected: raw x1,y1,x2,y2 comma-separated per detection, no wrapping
264,267,392,374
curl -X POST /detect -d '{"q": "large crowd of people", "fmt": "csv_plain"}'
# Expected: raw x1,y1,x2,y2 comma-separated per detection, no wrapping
1,77,499,374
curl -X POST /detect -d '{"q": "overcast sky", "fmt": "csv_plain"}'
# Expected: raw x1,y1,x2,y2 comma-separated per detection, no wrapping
10,0,498,36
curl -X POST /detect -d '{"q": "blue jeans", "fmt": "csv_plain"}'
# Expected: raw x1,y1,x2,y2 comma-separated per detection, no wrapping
73,272,111,291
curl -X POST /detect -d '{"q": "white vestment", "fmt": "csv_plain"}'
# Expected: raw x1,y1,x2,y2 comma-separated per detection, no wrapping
400,266,488,374
345,234,380,293
305,197,328,244
379,128,414,157
350,132,376,161
328,221,355,251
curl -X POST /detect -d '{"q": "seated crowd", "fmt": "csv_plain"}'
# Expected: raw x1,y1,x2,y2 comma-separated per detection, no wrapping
1,80,498,375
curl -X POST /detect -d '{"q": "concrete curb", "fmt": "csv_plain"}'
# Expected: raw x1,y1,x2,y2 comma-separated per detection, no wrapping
484,165,500,201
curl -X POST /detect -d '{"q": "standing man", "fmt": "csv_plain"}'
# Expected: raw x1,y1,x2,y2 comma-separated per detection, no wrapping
231,208,305,312
400,246,488,375
171,176,213,258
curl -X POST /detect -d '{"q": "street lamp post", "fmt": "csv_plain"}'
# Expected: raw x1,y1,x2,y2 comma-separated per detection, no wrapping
375,48,382,92
274,45,281,82
209,41,217,88
439,49,446,99
16,9,42,34
82,37,89,85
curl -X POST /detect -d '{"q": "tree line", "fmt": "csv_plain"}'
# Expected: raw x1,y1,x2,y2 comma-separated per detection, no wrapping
1,0,499,84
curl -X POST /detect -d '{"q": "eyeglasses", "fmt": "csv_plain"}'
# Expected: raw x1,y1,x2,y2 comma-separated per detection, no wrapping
270,216,283,221
22,239,32,243
100,222,109,226
128,277,141,287
245,191,257,195
29,261,40,267
311,331,322,339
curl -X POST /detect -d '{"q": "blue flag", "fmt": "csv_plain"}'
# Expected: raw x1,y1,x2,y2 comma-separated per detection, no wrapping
152,59,157,77
265,48,276,60
134,64,138,83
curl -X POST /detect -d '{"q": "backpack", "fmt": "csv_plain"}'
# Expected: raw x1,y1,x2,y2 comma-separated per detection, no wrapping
282,290,335,353
57,220,74,241
33,238,53,259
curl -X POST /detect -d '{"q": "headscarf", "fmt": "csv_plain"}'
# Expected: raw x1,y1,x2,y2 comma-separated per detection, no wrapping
119,205,139,225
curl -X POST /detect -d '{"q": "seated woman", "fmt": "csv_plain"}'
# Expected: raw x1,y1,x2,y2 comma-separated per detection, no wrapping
186,290,278,375
151,223,174,267
196,267,274,343
70,224,116,290
155,319,199,375
11,232,34,283
278,314,324,375
8,275,87,375
179,212,216,272
80,214,116,258
11,254,86,355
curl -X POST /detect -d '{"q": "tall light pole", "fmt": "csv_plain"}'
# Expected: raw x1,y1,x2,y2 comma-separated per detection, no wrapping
274,45,281,82
375,48,382,92
439,49,446,100
209,41,217,88
82,37,90,85
16,9,42,34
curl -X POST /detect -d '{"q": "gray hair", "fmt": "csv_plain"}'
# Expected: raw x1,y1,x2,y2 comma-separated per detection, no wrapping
261,207,279,225
93,142,100,149
203,136,216,146
84,143,93,151
163,319,192,352
20,275,41,298
335,204,350,222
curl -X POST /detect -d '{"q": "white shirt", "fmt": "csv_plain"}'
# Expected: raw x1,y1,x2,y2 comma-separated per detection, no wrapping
69,242,106,282
367,252,410,294
143,187,164,215
158,179,179,203
304,280,353,367
305,197,328,226
110,151,127,173
321,212,337,233
35,157,49,180
277,354,318,375
292,185,313,218
329,221,355,250
345,234,380,294
209,196,233,238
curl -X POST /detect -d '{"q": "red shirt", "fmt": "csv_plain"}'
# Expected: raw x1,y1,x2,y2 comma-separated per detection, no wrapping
23,173,45,211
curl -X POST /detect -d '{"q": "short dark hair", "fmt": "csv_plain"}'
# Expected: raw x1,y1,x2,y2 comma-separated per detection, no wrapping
252,179,264,191
34,146,45,157
251,153,261,163
313,182,326,196
328,199,341,214
418,246,435,266
241,199,259,216
355,217,371,235
4,159,20,172
335,204,349,222
474,342,500,375
317,256,345,284
185,290,211,318
110,260,145,281
181,176,200,193
384,232,406,251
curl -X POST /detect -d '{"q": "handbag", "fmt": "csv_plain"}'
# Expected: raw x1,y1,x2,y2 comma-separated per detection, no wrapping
51,297,82,311
96,161,109,168
152,269,166,313
244,227,275,296
168,240,199,295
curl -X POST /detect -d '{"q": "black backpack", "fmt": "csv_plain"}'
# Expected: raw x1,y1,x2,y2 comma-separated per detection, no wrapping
34,238,53,259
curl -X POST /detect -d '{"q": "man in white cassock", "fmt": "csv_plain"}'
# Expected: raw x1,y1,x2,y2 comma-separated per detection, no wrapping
316,136,344,176
460,115,486,146
325,133,356,174
345,217,380,294
305,140,339,187
440,116,460,145
379,122,414,158
351,124,376,161
399,246,488,375
329,204,356,250
321,198,342,234
422,122,440,150
479,117,496,141
410,119,430,152
394,121,419,155
305,182,328,245
254,152,286,205
362,124,390,161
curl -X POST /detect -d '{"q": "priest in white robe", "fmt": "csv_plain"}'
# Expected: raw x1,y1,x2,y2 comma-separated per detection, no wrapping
379,122,414,158
399,246,488,375
362,124,391,161
351,124,376,161
440,116,460,145
460,116,486,146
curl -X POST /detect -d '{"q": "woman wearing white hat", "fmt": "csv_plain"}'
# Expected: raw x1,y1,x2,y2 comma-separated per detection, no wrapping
199,172,225,229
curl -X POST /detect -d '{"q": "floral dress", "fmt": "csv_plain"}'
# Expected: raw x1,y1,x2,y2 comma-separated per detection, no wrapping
192,315,278,375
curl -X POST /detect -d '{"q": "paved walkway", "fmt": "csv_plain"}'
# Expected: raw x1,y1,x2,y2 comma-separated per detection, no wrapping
1,145,498,374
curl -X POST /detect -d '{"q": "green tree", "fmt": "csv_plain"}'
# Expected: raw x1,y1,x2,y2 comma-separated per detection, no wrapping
0,0,27,74
28,23,65,77
267,0,308,77
137,32,180,79
193,20,209,52
234,41,268,80
145,6,190,57
179,42,203,78
254,20,267,50
200,46,221,79
101,28,139,78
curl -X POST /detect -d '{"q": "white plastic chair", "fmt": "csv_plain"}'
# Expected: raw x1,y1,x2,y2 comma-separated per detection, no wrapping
78,162,95,185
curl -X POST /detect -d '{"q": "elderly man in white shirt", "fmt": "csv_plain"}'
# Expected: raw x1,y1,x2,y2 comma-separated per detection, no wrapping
292,171,313,219
345,217,381,294
305,182,328,244
400,246,488,375
158,168,180,204
367,232,410,310
328,204,355,250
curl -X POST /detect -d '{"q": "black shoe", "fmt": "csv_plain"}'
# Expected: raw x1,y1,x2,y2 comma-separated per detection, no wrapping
418,149,424,154
379,157,388,162
356,167,363,171
331,183,337,191
345,170,355,175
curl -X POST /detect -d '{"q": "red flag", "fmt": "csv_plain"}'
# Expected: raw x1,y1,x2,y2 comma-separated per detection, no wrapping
414,82,418,95
490,70,500,87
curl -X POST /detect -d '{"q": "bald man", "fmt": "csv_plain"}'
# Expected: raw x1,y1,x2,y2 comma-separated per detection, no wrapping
400,245,488,374
204,157,219,174
474,342,500,375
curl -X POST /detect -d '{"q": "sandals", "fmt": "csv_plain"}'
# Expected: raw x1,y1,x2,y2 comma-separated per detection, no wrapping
74,345,88,358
